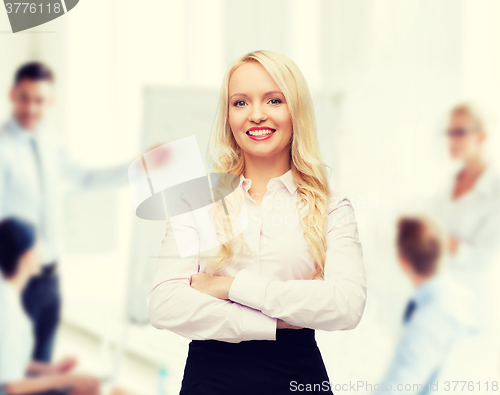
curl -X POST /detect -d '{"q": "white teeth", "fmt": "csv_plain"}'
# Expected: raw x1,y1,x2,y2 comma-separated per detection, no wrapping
247,129,275,137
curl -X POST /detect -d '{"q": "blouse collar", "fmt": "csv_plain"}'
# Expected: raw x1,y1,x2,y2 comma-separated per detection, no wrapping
449,163,500,201
473,164,500,199
239,169,298,196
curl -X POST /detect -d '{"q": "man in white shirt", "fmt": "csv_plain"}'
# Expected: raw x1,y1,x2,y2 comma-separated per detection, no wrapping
0,62,164,364
372,216,481,395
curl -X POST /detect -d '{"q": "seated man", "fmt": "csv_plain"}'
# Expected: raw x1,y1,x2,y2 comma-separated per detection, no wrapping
372,215,481,395
0,217,100,395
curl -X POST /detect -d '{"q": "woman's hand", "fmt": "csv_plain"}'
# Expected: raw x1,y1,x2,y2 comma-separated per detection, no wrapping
190,272,234,300
52,356,78,374
277,318,304,330
27,356,78,377
190,273,304,329
4,373,100,395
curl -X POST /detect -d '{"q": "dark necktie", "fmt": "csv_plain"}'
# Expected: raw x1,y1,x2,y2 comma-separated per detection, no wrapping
29,136,47,239
403,299,417,324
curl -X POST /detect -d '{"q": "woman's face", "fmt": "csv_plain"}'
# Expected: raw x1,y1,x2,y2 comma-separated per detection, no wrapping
447,112,485,161
228,62,293,162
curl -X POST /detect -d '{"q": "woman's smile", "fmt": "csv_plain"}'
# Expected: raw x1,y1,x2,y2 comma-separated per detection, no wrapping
246,126,276,140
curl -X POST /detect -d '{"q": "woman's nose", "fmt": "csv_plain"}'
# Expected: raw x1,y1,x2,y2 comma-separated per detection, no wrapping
248,105,267,123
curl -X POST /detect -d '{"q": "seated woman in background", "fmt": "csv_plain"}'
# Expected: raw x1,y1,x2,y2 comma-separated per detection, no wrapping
0,217,100,395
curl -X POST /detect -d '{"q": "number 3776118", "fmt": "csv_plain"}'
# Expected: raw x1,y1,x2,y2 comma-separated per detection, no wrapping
5,2,62,14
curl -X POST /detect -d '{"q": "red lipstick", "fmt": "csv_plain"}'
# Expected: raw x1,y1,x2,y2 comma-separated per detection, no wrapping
246,127,276,141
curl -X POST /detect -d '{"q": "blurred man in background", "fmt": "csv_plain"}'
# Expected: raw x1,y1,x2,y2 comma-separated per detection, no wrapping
0,61,165,364
372,215,481,395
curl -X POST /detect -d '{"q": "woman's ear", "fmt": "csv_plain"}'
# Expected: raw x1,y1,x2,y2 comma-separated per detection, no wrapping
16,251,30,277
478,131,487,144
20,246,42,277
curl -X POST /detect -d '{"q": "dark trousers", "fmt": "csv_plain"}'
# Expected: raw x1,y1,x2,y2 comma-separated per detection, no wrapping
22,263,61,363
180,328,334,395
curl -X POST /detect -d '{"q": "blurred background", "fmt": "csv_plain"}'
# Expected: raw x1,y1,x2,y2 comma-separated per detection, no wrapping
1,0,500,394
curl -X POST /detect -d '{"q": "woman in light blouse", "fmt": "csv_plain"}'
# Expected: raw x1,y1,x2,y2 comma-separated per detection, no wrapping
431,103,500,335
148,50,367,395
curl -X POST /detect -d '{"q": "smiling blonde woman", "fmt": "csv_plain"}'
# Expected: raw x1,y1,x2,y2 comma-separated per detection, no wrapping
148,50,368,395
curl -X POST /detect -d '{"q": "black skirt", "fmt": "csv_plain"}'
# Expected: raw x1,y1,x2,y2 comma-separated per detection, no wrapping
179,328,334,395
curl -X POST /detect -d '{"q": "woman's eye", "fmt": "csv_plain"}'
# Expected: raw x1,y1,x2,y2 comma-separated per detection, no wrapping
233,98,282,107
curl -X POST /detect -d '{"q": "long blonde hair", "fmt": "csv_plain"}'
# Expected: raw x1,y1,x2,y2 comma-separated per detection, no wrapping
202,50,331,280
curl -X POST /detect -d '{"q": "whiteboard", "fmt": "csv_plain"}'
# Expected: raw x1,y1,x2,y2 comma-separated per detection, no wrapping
126,87,220,323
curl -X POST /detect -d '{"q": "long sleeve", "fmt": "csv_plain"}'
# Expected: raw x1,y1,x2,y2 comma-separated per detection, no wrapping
58,143,129,189
451,201,500,271
0,309,18,384
147,195,278,343
227,197,367,331
425,166,500,273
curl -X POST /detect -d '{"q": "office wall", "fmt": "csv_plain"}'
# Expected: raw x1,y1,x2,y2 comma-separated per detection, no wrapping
2,0,500,383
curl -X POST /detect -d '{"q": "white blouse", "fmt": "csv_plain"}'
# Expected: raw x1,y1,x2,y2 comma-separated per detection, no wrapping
430,164,500,279
148,169,367,343
0,276,34,384
429,164,500,331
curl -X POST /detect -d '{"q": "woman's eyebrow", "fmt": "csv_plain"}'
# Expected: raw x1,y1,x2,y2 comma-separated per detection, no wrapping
229,90,284,100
